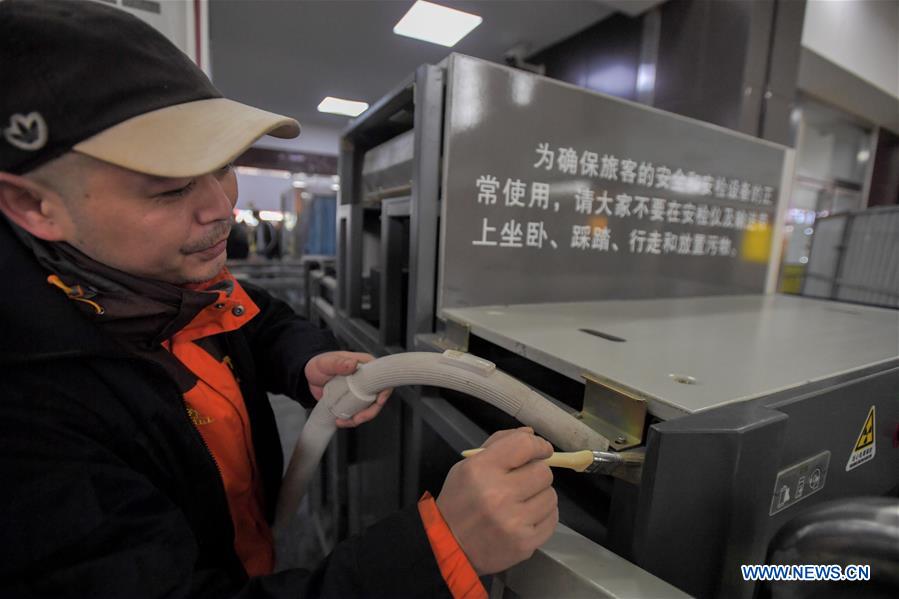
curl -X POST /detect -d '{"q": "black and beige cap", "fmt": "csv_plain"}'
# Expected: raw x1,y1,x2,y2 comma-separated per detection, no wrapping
0,0,299,177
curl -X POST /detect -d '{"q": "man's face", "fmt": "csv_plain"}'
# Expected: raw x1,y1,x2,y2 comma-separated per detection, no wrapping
59,159,238,285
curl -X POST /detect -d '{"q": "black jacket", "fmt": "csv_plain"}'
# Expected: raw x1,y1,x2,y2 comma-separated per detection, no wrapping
0,218,451,598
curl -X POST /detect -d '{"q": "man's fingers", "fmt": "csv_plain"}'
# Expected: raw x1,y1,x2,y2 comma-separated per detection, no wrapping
306,351,373,385
355,402,383,422
530,506,559,546
507,460,554,501
355,353,376,364
318,353,360,375
333,387,392,427
521,486,557,526
305,354,354,386
480,431,553,470
335,402,383,428
306,352,387,425
481,427,534,448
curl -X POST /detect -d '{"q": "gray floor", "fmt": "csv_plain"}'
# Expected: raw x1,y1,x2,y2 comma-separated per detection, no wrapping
270,393,327,572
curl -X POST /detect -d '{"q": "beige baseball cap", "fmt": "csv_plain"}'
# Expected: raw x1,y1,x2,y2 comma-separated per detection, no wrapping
73,98,300,178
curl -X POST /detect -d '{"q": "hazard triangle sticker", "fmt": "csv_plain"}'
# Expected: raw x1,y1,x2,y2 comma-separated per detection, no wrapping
845,405,876,471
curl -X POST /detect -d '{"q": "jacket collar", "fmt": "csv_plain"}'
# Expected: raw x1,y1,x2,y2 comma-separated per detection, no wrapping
0,217,235,364
0,216,114,363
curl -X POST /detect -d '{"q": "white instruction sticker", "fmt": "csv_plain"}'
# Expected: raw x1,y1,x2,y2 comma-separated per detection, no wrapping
770,450,830,516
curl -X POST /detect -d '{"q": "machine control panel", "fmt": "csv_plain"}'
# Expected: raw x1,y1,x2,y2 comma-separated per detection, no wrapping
769,450,831,516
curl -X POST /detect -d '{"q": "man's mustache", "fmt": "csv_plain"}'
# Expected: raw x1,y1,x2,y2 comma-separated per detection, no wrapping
181,221,232,254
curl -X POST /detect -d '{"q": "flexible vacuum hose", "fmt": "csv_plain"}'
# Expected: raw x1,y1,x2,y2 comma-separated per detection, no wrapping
274,350,613,541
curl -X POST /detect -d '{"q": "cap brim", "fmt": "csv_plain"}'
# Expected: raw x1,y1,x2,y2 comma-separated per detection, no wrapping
73,98,300,178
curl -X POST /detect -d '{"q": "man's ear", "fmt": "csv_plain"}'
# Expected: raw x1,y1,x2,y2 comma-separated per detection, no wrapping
0,173,70,241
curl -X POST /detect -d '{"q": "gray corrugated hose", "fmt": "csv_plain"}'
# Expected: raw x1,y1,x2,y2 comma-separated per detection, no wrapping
273,350,616,553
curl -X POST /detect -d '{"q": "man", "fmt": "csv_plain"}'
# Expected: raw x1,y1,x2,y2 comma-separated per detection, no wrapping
252,210,280,260
0,2,558,598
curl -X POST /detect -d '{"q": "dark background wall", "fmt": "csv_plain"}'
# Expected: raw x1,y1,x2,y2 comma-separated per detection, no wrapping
526,0,897,210
530,12,644,103
528,0,806,146
868,128,899,207
653,0,758,133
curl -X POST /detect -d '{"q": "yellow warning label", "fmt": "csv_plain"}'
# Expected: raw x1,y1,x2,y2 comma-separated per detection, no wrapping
846,406,876,472
854,409,875,451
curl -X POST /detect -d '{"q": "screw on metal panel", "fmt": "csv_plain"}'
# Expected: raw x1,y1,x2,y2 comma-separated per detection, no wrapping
670,373,697,385
615,435,626,444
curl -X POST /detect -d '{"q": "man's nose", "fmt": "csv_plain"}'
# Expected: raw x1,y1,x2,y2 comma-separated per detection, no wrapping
193,173,235,224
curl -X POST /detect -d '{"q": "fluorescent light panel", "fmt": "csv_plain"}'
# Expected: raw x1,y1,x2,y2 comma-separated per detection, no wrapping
394,1,482,47
235,166,291,179
317,96,369,117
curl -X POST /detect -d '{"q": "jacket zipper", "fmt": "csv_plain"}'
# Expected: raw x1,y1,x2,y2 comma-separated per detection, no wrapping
122,356,233,519
183,399,225,478
128,355,252,576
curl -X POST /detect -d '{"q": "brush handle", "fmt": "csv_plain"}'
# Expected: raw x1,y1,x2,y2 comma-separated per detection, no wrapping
461,448,595,472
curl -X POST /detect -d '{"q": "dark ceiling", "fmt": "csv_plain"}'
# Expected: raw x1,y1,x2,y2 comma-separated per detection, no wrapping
209,0,621,132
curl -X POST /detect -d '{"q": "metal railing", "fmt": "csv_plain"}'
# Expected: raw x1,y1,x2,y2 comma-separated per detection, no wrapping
803,206,899,309
228,256,334,316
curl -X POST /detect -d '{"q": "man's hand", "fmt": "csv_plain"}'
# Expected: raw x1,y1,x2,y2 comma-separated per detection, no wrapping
304,351,392,428
436,427,558,575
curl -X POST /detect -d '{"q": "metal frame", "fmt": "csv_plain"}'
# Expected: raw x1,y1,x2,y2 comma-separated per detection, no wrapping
312,55,899,598
332,65,445,355
580,376,647,450
336,74,414,321
406,64,445,350
631,361,899,598
307,64,449,544
802,205,899,308
379,197,410,351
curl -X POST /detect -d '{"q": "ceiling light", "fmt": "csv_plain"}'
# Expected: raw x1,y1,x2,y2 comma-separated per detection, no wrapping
393,1,482,47
259,210,285,222
235,166,291,179
235,210,258,226
318,96,369,117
